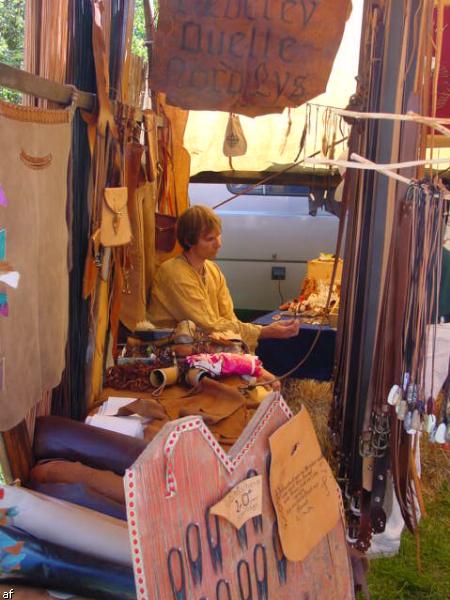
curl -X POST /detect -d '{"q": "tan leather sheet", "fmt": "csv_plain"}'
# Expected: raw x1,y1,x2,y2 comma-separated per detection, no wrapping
102,375,265,448
0,101,71,431
269,406,342,561
150,0,352,116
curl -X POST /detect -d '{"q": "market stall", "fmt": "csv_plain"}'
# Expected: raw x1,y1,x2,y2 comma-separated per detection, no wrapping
0,1,357,598
0,1,449,598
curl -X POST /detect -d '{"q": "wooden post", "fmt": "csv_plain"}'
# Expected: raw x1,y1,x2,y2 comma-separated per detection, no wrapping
2,421,33,483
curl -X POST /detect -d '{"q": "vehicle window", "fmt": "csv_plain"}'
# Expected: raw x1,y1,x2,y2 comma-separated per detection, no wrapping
226,183,310,196
189,182,338,218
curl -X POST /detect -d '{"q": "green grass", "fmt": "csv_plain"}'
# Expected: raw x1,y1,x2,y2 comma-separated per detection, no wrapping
362,484,450,600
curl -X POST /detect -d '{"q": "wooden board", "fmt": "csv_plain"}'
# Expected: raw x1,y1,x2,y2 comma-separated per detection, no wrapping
126,393,354,599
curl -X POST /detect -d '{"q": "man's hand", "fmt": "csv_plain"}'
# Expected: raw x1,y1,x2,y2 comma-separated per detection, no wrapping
258,367,281,391
259,319,301,340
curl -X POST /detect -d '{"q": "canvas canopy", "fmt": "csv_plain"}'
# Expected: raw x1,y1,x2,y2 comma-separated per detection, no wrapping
181,1,363,175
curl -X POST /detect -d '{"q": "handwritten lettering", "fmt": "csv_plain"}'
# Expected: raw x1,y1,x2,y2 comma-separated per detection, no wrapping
275,70,292,99
181,22,201,53
301,0,319,26
165,55,308,103
177,23,302,63
229,31,246,57
274,455,328,526
282,0,298,23
210,475,262,529
279,36,297,62
170,0,318,24
152,0,348,115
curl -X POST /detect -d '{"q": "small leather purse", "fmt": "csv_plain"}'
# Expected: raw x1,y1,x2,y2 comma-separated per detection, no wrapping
155,212,177,252
100,187,132,247
223,113,247,157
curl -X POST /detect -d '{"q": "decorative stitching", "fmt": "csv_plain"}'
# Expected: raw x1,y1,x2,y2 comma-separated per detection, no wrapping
0,99,70,124
125,468,147,600
19,149,52,170
162,394,292,498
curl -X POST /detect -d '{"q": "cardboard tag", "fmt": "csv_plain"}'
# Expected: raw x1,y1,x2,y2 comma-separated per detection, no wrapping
269,407,341,562
210,475,262,530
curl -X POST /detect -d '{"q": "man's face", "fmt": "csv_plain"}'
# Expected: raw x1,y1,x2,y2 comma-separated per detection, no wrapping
192,228,222,260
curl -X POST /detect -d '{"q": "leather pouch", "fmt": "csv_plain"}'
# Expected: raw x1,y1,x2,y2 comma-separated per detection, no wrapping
223,113,247,157
100,187,131,246
155,211,177,252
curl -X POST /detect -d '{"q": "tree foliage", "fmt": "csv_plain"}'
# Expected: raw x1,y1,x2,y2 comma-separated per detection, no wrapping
0,0,25,103
0,1,147,102
132,2,147,59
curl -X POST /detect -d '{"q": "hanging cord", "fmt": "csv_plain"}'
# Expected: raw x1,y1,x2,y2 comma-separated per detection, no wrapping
212,136,348,210
240,254,341,392
277,280,284,305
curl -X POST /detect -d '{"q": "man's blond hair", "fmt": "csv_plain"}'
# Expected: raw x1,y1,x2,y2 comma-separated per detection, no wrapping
177,205,222,250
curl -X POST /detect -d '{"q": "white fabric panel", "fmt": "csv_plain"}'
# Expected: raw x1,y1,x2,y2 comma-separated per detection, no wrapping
0,484,131,566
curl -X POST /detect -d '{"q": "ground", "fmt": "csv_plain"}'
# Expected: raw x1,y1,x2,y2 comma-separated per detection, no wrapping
282,378,450,600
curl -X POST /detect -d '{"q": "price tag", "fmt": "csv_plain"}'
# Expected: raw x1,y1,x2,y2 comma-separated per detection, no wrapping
210,475,262,530
269,408,341,562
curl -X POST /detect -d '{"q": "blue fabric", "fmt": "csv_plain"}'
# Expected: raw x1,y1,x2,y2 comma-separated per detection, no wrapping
254,310,336,381
0,525,135,599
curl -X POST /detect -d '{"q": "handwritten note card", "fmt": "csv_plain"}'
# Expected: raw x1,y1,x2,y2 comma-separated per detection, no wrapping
150,0,352,116
210,475,262,530
269,407,341,561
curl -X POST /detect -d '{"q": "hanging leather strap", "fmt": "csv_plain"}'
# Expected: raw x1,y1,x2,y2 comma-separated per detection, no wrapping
91,0,117,138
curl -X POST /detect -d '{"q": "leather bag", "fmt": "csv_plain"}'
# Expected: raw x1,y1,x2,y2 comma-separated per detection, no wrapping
155,211,177,252
100,187,131,247
223,112,247,157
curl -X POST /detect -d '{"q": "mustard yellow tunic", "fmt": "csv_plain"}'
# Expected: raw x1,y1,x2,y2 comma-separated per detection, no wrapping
148,255,262,352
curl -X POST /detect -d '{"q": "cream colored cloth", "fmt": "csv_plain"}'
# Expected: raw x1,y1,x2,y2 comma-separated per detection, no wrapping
0,101,71,431
148,255,262,352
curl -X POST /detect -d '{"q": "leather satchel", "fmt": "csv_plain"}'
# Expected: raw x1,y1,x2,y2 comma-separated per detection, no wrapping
100,187,132,247
155,211,177,252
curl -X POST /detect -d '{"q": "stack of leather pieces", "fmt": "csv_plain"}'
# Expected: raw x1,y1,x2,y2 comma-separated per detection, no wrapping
101,374,266,449
0,417,147,598
29,415,147,518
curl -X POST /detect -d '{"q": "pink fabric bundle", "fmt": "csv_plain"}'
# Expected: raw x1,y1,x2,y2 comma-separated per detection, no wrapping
186,352,262,377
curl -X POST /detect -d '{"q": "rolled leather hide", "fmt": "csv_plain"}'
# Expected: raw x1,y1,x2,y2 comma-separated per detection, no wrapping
33,415,146,475
0,525,135,599
28,482,126,520
0,484,131,565
30,460,125,505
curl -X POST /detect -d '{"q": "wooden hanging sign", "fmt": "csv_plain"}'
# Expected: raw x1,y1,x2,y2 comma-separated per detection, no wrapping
149,0,353,117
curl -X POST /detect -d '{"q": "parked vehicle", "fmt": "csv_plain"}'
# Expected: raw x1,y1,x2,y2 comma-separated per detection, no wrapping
189,182,340,311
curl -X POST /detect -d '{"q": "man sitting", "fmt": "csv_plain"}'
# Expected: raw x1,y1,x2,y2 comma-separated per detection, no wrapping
148,205,300,353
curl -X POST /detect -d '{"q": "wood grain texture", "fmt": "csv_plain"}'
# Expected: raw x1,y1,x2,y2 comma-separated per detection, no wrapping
126,393,354,600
